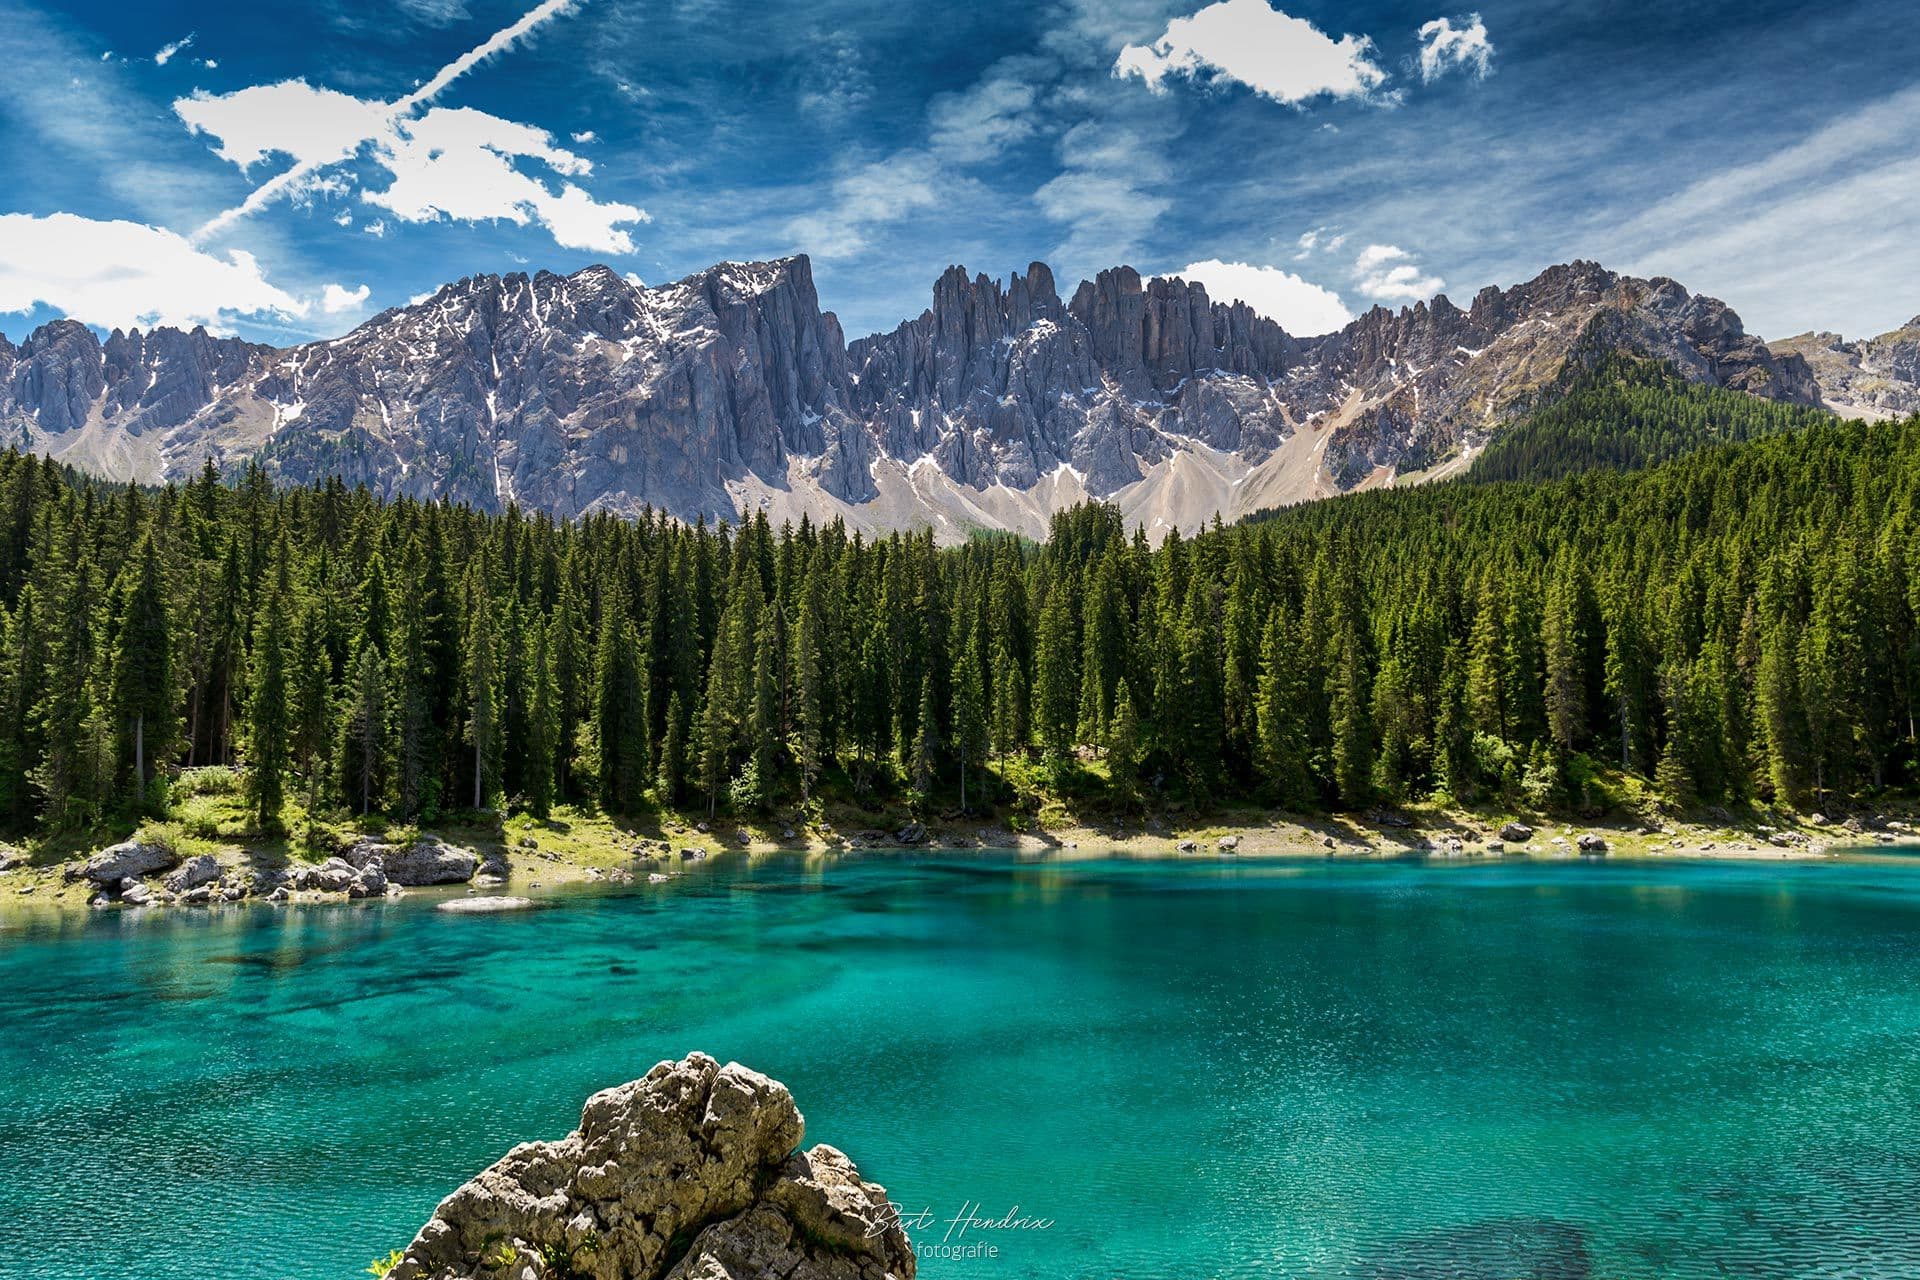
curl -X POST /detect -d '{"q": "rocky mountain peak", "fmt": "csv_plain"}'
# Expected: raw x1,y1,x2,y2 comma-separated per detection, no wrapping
0,252,1886,541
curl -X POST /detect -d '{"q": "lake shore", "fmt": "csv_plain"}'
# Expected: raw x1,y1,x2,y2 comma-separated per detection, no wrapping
3,801,1913,922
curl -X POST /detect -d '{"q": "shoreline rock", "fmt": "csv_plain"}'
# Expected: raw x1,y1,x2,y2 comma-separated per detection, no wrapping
389,1052,913,1280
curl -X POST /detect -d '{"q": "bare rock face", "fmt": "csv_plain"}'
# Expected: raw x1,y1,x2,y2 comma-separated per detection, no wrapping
163,853,223,893
347,834,480,886
1770,316,1920,420
69,838,179,885
391,1052,913,1280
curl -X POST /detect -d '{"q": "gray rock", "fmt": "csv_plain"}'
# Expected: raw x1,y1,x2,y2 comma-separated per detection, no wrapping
164,854,222,893
388,1052,913,1280
348,857,388,899
1217,835,1240,852
1500,822,1534,842
384,835,481,886
311,857,358,892
120,881,155,907
1177,839,1198,853
72,839,179,885
1576,833,1608,855
680,847,707,862
895,821,927,845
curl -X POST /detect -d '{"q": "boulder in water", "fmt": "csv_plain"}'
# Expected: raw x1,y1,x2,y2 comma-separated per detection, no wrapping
435,896,535,914
388,1052,913,1280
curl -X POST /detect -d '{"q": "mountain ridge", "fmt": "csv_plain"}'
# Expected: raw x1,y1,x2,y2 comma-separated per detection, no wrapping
0,252,1880,539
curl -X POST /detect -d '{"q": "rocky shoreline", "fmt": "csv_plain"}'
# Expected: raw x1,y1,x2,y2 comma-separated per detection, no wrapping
383,1052,913,1280
1,807,1915,920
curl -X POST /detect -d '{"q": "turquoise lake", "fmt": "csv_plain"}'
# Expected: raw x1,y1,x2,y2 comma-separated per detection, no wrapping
4,853,1920,1279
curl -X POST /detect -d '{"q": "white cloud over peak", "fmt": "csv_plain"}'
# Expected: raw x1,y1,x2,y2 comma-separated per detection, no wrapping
1115,0,1389,107
0,212,308,331
1037,121,1171,271
1416,13,1493,82
321,282,371,313
1170,259,1353,334
786,151,943,259
1353,244,1444,303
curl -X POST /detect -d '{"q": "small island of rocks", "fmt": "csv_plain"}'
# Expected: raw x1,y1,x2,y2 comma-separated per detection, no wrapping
383,1052,914,1280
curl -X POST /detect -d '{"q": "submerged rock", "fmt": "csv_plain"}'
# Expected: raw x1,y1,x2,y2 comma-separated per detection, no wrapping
436,896,535,914
1358,1216,1592,1279
389,1052,913,1280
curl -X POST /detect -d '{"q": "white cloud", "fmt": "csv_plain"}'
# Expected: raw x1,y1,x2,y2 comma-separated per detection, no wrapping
198,58,219,70
177,80,392,173
928,56,1052,163
1292,225,1346,259
1115,0,1389,106
570,129,597,144
786,151,942,259
0,212,308,331
1037,121,1171,270
364,219,388,237
184,0,602,245
179,85,646,256
321,282,371,313
154,33,195,66
1353,244,1444,303
1170,259,1353,333
1416,13,1493,82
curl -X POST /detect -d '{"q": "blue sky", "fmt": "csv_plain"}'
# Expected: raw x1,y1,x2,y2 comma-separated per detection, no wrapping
1,0,1916,346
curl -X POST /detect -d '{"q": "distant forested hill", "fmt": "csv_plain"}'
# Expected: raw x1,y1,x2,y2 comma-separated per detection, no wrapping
1470,352,1836,484
0,410,1913,843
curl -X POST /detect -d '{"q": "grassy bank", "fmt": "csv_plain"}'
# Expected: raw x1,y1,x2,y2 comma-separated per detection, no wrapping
3,764,1909,918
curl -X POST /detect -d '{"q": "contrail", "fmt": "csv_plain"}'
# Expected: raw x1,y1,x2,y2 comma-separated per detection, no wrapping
191,0,582,244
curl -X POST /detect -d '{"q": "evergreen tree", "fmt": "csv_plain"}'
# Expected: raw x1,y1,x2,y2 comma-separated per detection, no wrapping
1254,611,1311,808
245,551,293,830
1033,581,1078,760
524,619,558,818
1107,678,1142,807
339,644,387,816
110,534,172,796
462,566,502,810
291,599,332,812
